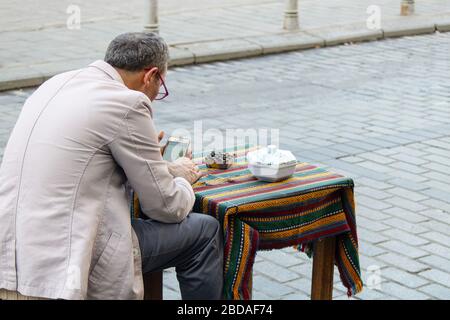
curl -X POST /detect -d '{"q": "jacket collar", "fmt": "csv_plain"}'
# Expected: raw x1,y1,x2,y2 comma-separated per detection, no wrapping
88,60,125,84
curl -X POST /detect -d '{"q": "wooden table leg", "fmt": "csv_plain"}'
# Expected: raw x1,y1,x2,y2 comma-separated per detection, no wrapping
143,271,163,300
311,237,336,300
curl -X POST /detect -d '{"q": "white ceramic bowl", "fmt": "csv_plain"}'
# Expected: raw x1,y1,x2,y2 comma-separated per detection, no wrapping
248,162,296,182
247,145,297,182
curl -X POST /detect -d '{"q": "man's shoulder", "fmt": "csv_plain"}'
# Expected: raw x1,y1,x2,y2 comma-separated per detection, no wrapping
33,69,83,93
27,64,153,122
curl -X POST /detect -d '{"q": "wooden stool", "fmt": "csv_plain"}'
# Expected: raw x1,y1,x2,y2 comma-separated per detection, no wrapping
0,272,164,300
143,271,163,300
0,289,49,300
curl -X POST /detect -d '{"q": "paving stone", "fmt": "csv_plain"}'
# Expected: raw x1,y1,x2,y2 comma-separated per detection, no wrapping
359,153,395,165
387,146,427,158
330,143,365,155
381,229,430,246
334,294,360,300
422,162,450,175
163,288,182,300
358,161,396,173
340,156,365,163
358,255,387,274
312,147,347,159
422,224,450,241
287,263,313,280
421,199,450,213
419,284,450,300
356,177,394,190
351,288,385,300
356,216,390,232
358,206,391,221
379,135,416,146
359,241,387,257
421,231,450,248
345,140,380,152
325,159,387,180
255,260,303,282
256,250,305,268
389,162,429,174
424,180,450,193
357,195,393,211
423,171,450,183
377,252,429,273
423,147,450,158
419,269,450,289
382,267,429,289
384,217,430,234
419,255,450,273
163,268,181,291
358,227,389,244
421,243,450,260
423,154,450,166
390,153,429,165
356,186,392,200
252,291,273,300
381,282,430,300
375,148,399,156
385,187,429,202
421,188,450,204
286,278,313,296
252,275,296,297
379,240,428,259
386,169,429,183
382,207,429,223
280,291,310,300
385,197,428,212
386,178,430,191
423,139,450,150
419,211,450,229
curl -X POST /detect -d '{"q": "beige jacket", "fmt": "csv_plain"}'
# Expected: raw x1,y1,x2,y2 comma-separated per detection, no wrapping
0,60,195,300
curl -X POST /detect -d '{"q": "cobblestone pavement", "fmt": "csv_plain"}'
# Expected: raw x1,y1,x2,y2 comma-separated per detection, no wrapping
2,0,450,81
1,33,450,300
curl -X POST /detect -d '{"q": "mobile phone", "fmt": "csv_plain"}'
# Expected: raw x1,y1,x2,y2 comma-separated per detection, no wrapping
162,136,191,162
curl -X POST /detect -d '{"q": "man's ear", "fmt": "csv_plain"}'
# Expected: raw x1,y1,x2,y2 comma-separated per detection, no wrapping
142,67,159,86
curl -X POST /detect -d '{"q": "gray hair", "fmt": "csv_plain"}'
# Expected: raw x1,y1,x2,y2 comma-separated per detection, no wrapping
104,32,169,72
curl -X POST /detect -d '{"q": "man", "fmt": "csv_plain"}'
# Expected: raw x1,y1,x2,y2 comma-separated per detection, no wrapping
0,32,223,300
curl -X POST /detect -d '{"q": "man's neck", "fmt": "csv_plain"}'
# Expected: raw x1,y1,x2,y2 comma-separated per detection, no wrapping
114,68,141,91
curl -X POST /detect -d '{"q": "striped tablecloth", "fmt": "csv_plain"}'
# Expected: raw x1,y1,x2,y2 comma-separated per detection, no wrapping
132,145,363,300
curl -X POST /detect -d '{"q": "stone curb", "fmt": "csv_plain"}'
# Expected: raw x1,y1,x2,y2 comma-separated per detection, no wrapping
1,16,450,92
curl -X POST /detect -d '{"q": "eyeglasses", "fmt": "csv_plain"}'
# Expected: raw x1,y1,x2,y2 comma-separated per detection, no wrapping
155,71,169,100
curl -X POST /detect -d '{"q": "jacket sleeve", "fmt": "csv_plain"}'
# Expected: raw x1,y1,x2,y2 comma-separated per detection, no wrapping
108,99,195,223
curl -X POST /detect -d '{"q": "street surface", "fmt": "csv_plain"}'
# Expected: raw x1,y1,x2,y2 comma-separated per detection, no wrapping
1,33,450,300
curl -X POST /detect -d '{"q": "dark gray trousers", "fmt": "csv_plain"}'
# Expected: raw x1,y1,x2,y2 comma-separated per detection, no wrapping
132,213,223,300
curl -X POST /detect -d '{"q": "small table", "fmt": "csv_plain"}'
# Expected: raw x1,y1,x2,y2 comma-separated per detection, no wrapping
136,145,363,300
191,145,363,300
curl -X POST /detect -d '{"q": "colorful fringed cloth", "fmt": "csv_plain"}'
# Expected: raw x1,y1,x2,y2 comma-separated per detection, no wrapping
131,145,363,300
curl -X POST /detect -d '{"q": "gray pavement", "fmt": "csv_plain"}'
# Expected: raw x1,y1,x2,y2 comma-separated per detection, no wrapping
2,0,450,90
1,32,450,300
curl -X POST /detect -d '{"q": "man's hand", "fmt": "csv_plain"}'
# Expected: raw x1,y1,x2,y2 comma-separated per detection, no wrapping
167,157,205,184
